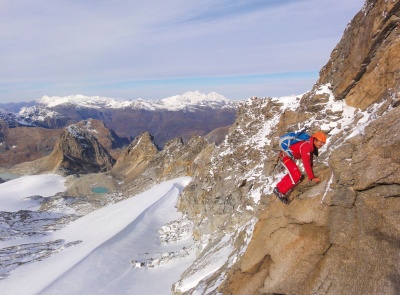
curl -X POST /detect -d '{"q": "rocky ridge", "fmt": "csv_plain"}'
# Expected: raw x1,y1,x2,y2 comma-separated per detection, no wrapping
74,119,130,159
208,93,399,295
170,0,400,293
0,118,129,168
169,88,399,294
54,125,116,175
19,125,117,176
5,127,212,217
112,133,210,197
11,78,396,294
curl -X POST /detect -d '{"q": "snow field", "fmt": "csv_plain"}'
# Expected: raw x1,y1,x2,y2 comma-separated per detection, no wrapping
0,176,198,295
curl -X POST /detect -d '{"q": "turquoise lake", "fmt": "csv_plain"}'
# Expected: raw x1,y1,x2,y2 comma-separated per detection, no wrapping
91,187,109,194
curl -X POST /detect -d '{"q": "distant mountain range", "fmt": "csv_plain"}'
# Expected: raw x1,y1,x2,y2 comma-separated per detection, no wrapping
25,91,234,110
0,91,238,143
0,91,238,167
0,91,234,114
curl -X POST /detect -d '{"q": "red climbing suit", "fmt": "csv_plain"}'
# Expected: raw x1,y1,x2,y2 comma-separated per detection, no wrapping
276,137,315,195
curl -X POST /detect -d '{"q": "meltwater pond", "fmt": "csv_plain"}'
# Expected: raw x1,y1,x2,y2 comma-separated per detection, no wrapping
91,187,109,194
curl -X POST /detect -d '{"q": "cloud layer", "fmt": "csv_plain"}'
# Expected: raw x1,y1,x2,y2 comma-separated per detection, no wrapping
0,0,365,101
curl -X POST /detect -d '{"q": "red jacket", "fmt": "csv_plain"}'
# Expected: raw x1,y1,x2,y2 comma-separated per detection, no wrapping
289,137,315,180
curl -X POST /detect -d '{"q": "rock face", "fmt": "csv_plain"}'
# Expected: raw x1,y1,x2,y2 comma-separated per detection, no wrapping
216,99,400,295
49,125,116,175
171,1,400,293
113,134,210,197
74,119,130,159
0,119,128,168
174,92,399,295
111,132,159,181
319,0,400,110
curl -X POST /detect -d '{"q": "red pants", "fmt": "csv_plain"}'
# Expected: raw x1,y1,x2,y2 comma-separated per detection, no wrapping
276,156,302,195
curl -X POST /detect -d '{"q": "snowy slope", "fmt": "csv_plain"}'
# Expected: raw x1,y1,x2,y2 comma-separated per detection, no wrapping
0,176,197,295
0,107,32,126
0,174,66,212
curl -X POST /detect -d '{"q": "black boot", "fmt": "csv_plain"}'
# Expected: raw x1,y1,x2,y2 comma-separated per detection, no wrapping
273,187,289,204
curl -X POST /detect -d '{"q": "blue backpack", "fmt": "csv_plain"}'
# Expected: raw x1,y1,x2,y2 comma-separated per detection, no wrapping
279,130,310,158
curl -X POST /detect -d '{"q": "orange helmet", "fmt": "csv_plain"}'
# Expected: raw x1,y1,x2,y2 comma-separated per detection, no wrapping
312,131,327,143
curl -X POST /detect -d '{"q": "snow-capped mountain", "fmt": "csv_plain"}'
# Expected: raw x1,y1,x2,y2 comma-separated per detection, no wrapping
0,91,237,167
156,91,233,110
13,91,238,149
0,108,31,127
30,91,235,111
18,105,63,123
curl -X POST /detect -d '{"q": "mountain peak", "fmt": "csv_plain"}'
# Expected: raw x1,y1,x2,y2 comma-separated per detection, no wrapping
158,91,232,110
38,95,120,109
35,91,235,111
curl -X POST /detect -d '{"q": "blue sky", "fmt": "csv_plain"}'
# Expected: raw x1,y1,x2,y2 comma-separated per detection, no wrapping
0,0,365,102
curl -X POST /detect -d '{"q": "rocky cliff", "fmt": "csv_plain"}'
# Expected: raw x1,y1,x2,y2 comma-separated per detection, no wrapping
170,0,400,294
111,132,209,197
0,119,128,168
74,118,130,158
111,132,159,181
22,124,117,175
318,0,400,110
55,125,116,175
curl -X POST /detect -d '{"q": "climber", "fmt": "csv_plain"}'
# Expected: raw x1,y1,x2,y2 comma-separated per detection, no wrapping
273,131,327,204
